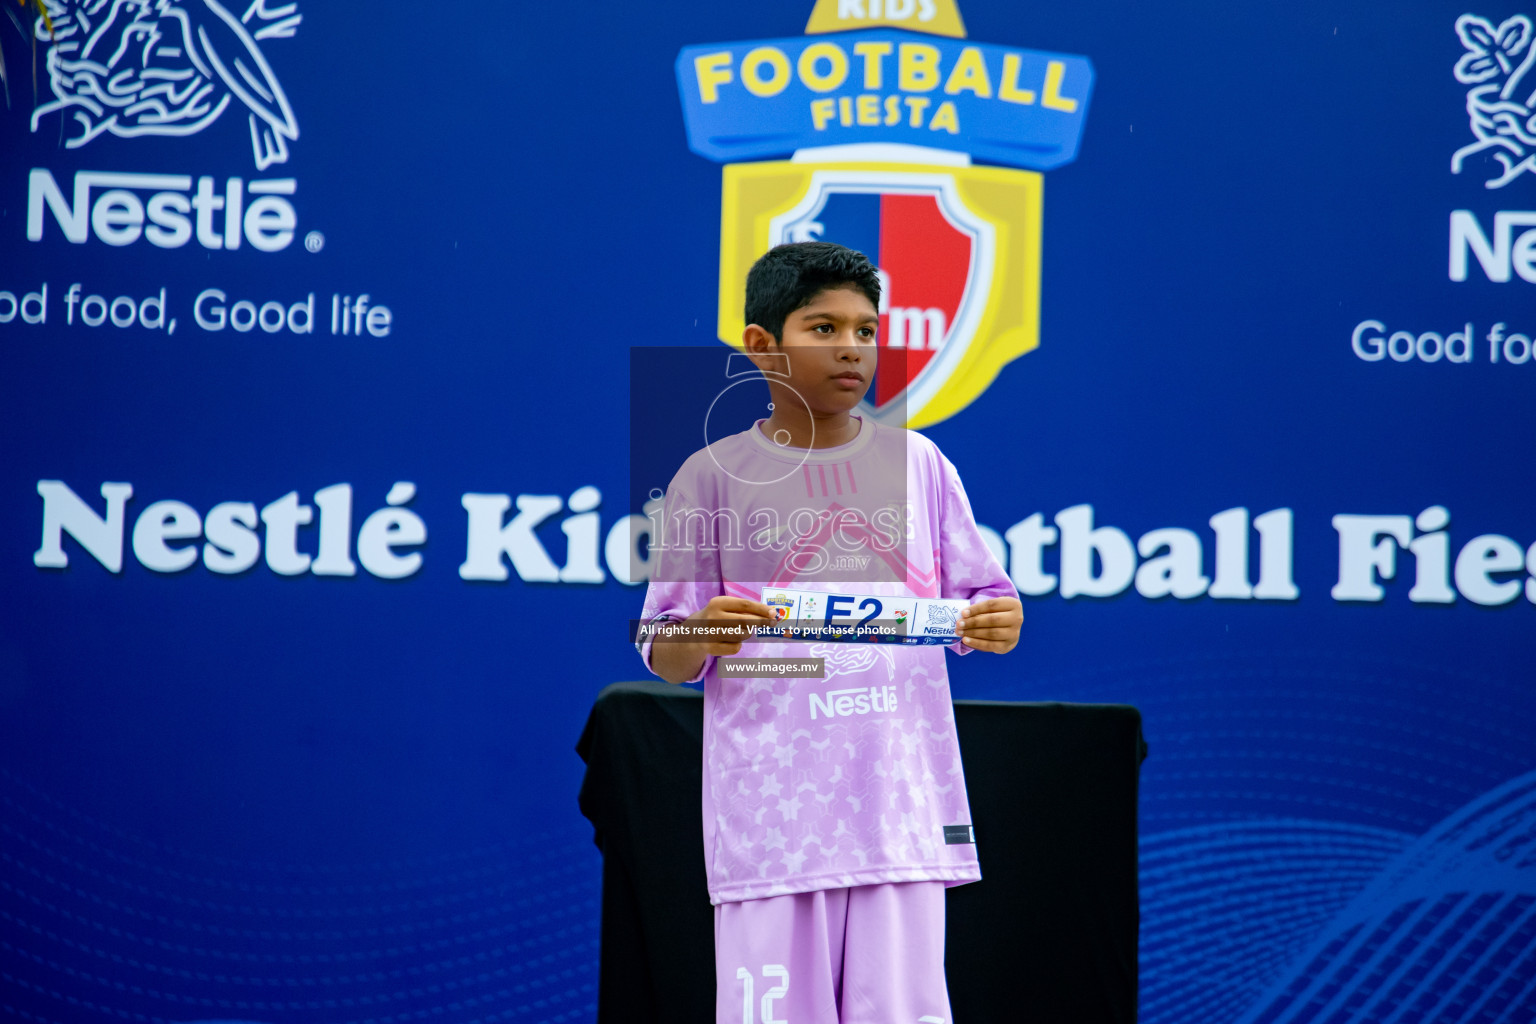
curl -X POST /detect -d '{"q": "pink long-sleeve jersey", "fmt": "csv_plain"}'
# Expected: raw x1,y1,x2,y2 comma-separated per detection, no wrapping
638,416,1017,905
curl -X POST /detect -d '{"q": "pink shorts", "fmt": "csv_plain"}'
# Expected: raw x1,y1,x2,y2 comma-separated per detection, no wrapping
713,881,952,1024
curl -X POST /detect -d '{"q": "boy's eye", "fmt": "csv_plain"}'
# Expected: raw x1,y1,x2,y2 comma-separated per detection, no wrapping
813,324,834,334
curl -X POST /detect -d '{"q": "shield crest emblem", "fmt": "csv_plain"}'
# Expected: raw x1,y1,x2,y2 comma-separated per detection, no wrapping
718,159,1044,429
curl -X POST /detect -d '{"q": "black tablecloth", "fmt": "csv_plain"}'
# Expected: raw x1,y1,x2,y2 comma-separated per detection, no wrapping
577,681,1146,1023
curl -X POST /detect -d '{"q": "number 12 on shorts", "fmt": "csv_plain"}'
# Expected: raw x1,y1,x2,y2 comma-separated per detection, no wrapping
735,964,789,1024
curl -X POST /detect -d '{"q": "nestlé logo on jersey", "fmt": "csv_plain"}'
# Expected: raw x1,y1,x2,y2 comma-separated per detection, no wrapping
18,0,303,251
808,684,898,720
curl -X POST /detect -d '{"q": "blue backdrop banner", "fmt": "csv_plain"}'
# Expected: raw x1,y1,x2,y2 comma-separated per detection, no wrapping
2,0,1534,1021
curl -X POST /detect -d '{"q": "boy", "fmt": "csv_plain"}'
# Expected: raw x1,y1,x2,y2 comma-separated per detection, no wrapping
638,242,1022,1023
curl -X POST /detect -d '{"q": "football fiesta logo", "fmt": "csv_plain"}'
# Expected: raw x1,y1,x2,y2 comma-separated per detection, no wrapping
676,0,1094,427
767,592,796,620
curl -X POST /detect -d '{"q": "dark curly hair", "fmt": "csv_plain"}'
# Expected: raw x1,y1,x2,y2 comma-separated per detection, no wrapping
744,242,882,342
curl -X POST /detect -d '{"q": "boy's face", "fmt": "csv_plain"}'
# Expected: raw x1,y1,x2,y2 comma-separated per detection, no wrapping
745,285,879,416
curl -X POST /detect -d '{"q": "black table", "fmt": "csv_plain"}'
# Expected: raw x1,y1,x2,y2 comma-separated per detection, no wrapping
577,681,1146,1023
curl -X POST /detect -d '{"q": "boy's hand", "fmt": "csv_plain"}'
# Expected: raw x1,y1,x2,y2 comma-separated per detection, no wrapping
690,596,775,656
956,597,1023,653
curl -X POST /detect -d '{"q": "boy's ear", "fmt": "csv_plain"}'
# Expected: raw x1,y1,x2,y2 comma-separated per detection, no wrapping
743,324,789,376
742,323,776,354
